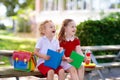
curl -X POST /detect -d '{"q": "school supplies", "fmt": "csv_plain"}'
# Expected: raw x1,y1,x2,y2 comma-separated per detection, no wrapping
70,51,85,68
13,50,36,72
44,49,64,69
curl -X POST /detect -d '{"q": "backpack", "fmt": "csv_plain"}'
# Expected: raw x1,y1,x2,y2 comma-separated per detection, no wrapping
13,50,36,72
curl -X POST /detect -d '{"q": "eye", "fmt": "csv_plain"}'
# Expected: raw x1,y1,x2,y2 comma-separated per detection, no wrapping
72,26,75,28
50,26,53,28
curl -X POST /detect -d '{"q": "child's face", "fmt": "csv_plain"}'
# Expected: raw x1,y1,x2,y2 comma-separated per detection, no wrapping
65,21,76,36
44,22,56,37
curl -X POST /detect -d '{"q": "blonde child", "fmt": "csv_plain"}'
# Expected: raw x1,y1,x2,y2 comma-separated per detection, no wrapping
34,20,65,80
58,19,85,80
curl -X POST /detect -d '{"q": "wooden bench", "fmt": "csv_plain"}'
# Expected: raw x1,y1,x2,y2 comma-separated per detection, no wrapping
0,45,120,80
0,50,103,80
0,65,102,79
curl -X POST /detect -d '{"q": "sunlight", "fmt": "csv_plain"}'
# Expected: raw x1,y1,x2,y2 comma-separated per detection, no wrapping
19,44,27,49
0,3,6,17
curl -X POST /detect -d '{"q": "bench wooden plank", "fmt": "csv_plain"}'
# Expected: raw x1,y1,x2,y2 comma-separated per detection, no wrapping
0,66,43,78
98,62,120,68
0,50,14,56
95,55,117,59
81,45,120,51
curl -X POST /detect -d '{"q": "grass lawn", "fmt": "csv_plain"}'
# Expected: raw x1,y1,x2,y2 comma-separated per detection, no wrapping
0,30,36,66
0,38,36,51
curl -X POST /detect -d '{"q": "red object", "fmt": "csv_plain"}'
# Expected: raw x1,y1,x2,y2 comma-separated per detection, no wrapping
13,51,32,62
85,59,90,64
60,38,80,57
86,52,91,57
37,63,63,76
85,50,91,64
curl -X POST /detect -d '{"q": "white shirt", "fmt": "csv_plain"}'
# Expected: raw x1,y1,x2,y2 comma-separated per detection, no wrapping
35,36,60,67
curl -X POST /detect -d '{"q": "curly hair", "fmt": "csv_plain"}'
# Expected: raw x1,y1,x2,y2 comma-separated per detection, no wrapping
39,20,52,36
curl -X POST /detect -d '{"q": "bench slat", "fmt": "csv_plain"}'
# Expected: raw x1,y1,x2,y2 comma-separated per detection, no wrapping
95,55,117,59
98,62,120,68
81,45,120,51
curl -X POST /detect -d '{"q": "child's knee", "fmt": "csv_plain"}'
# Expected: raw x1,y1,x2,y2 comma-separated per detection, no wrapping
69,67,77,73
59,69,65,74
48,69,54,75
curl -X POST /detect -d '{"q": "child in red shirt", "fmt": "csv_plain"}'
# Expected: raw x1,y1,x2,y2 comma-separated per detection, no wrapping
58,19,85,80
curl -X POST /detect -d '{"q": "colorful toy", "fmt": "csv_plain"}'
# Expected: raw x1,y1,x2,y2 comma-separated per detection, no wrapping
85,49,91,64
44,49,64,69
83,63,96,68
70,51,85,68
13,50,36,72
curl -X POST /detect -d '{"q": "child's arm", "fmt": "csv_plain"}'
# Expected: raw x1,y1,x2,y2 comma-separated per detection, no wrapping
34,48,50,60
62,55,73,63
75,45,84,56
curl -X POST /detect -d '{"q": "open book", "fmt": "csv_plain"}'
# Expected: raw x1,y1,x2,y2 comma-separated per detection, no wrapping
44,49,64,69
70,51,85,68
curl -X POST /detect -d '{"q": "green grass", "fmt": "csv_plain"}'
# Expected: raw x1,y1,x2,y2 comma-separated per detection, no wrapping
0,30,36,66
0,30,14,36
0,38,36,51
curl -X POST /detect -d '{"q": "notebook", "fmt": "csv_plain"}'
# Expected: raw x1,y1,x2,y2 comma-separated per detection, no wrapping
44,49,64,69
70,51,85,68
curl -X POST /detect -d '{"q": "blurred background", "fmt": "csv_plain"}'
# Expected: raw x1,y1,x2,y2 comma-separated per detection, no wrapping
0,0,120,53
0,0,120,38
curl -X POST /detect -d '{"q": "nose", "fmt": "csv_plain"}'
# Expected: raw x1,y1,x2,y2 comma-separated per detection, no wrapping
74,27,76,30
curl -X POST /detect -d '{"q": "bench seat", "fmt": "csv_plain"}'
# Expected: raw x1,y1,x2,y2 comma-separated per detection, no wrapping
0,65,103,78
0,66,43,78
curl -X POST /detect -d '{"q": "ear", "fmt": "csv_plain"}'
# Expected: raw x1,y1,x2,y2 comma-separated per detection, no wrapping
41,29,45,35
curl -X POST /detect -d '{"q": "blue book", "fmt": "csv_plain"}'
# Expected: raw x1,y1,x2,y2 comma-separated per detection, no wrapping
44,49,64,69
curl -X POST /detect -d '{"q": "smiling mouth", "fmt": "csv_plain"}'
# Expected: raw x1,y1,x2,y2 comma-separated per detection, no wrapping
52,31,55,33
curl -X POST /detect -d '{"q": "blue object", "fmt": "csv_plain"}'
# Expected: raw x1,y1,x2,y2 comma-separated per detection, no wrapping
14,60,28,70
44,49,64,69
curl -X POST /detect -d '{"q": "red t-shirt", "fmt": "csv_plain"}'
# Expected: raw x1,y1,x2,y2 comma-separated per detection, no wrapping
60,38,80,57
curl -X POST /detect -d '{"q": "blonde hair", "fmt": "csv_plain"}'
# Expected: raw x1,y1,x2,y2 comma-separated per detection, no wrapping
39,20,52,36
58,19,74,42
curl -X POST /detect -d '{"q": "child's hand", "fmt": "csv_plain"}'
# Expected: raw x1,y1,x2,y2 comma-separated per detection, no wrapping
57,47,63,52
63,57,73,63
44,55,50,60
66,57,73,63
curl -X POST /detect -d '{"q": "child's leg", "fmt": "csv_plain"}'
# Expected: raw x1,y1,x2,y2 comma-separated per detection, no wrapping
37,63,54,80
55,66,65,80
77,65,85,80
58,69,65,80
47,69,54,80
67,67,79,80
